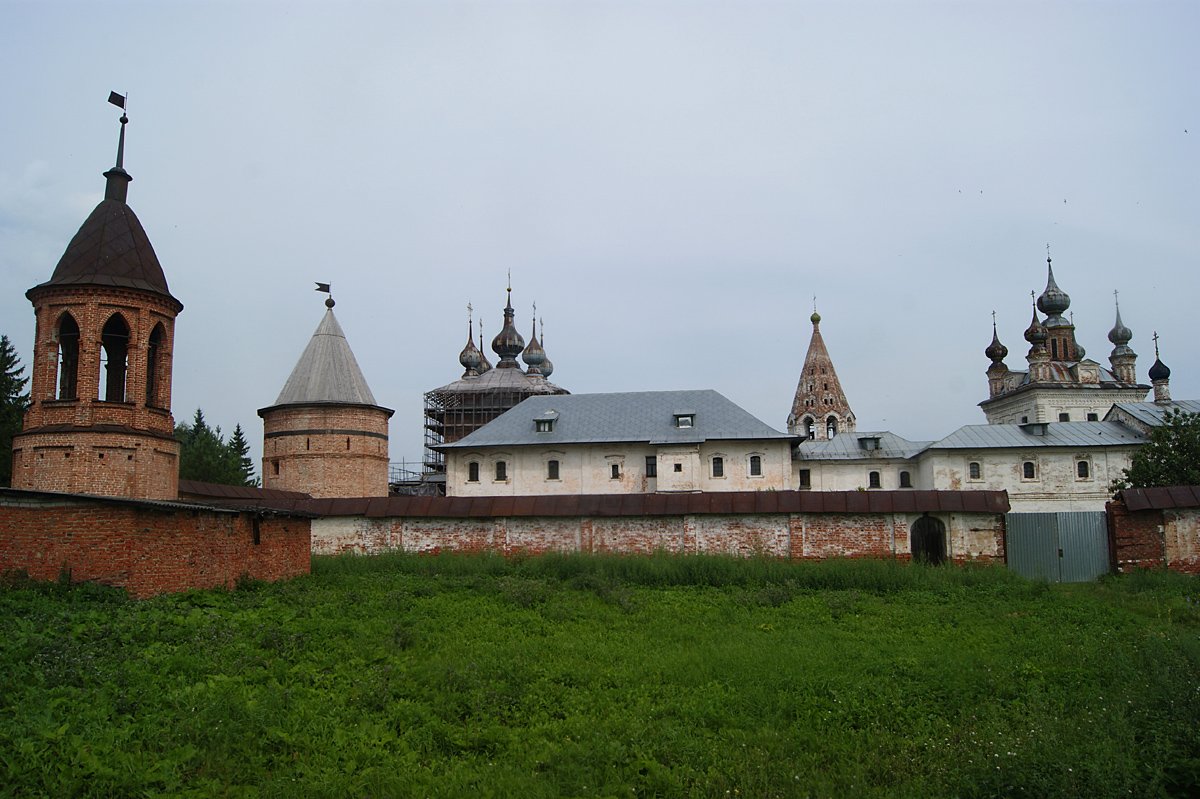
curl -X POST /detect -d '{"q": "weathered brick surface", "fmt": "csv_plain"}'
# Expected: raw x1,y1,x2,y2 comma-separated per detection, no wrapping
1107,500,1165,572
1108,500,1200,574
260,405,391,498
0,495,310,598
15,285,182,500
311,510,1006,563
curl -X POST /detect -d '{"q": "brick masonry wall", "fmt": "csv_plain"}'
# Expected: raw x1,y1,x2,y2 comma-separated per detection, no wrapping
1107,500,1165,572
0,496,310,598
311,510,1006,563
261,404,390,498
11,429,179,500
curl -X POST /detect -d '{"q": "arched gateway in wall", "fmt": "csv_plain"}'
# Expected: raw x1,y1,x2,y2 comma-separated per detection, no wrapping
910,515,947,564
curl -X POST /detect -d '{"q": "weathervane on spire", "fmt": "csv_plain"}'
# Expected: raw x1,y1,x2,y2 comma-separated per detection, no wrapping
315,282,334,308
107,91,128,169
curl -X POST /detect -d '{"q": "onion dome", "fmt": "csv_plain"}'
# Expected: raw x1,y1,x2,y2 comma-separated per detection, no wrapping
458,318,482,376
985,321,1008,363
537,319,554,378
477,327,492,373
1036,256,1071,320
1023,308,1048,345
1108,310,1132,346
521,316,546,376
1149,357,1171,381
810,310,821,325
490,287,525,366
1075,343,1086,359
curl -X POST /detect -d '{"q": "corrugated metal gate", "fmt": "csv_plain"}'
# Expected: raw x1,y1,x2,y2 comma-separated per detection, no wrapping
1005,512,1110,582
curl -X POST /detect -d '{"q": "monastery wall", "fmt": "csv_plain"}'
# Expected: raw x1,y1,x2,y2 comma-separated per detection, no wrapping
1108,500,1200,574
310,509,1005,563
0,491,311,598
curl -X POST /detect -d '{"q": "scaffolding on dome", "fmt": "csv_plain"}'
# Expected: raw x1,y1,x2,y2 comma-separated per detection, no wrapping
423,385,538,476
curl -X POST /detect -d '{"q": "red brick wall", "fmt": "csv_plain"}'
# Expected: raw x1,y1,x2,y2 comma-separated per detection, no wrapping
1107,500,1165,572
12,429,179,501
0,496,310,598
260,405,390,498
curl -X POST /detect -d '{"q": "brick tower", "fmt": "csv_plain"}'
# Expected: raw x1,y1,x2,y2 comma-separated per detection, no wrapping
786,309,856,441
11,107,184,499
258,295,393,497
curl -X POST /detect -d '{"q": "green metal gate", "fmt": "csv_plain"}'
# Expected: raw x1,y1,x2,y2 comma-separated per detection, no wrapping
1005,512,1110,582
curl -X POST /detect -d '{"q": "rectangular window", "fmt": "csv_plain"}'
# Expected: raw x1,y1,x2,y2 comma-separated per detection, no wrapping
1058,412,1070,422
798,469,811,489
495,461,507,481
468,461,480,482
868,471,881,489
645,456,657,478
673,463,682,473
611,463,621,479
547,459,559,480
712,457,724,478
1076,460,1090,480
749,455,762,476
968,461,981,480
1086,413,1099,422
899,470,912,488
674,414,694,428
535,419,553,433
1022,461,1036,480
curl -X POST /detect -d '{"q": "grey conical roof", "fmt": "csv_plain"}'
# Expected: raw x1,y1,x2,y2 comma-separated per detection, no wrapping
272,308,380,406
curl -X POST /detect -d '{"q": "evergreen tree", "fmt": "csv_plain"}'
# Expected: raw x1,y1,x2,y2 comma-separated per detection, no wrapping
1113,410,1200,491
1,335,30,486
228,423,259,487
176,408,250,486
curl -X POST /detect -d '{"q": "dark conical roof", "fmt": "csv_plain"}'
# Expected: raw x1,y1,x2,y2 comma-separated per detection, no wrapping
985,321,1008,363
1149,358,1171,381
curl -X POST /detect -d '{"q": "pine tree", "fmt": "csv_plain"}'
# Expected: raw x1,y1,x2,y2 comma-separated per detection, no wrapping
0,335,30,486
227,423,258,487
176,408,245,485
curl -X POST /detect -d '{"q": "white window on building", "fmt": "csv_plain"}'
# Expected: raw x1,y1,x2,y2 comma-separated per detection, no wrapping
712,456,724,478
749,455,762,477
495,461,507,481
899,470,912,488
868,471,881,489
1022,460,1037,480
968,461,982,481
547,459,560,480
468,461,480,482
1076,459,1091,480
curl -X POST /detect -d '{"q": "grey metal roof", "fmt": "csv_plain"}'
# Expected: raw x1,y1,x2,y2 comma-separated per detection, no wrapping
270,309,382,407
797,432,932,461
931,421,1146,450
441,390,793,449
1106,400,1200,428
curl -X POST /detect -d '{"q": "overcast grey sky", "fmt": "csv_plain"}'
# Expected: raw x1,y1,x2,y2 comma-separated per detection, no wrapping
3,1,1197,473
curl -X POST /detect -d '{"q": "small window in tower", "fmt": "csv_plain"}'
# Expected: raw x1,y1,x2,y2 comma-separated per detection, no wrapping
1023,461,1037,480
749,455,762,476
711,457,724,478
468,461,480,482
306,438,311,450
1087,413,1099,422
1076,460,1090,480
272,460,280,476
1058,413,1070,422
1020,416,1029,424
868,471,881,489
674,463,683,473
823,382,828,391
611,463,621,480
806,420,815,440
826,417,838,438
547,459,560,480
1050,339,1059,359
899,470,912,488
55,313,80,400
346,437,351,450
968,461,982,480
495,461,507,481
798,469,811,489
645,456,657,478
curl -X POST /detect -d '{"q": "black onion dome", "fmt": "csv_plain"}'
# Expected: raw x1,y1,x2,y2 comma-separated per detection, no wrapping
490,291,525,365
1036,258,1071,318
985,325,1008,363
1108,306,1133,346
1149,358,1171,381
1024,309,1048,344
459,325,482,375
521,319,546,375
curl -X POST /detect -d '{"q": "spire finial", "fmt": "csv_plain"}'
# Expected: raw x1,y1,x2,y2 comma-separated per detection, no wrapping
467,302,474,337
315,282,334,308
103,91,133,202
1154,330,1160,358
991,310,997,330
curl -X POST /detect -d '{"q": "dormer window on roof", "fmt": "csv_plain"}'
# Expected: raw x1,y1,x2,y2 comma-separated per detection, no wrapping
534,409,559,433
673,413,695,429
858,436,881,451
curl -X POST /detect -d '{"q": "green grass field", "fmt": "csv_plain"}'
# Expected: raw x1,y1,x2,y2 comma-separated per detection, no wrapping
2,553,1197,798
